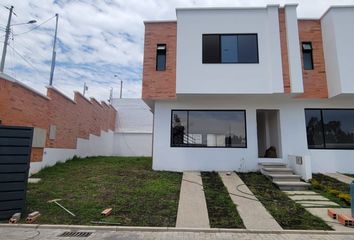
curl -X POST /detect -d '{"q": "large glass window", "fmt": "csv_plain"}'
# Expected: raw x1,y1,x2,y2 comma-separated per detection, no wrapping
202,34,258,64
171,110,247,148
305,109,354,149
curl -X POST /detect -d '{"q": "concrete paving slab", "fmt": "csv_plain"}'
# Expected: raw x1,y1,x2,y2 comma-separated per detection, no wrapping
324,173,354,185
306,208,354,232
176,172,210,228
219,172,282,231
299,201,339,207
289,195,329,201
28,178,41,183
284,191,318,195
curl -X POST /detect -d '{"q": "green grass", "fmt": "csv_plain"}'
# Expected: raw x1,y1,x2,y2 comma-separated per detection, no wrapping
238,172,332,230
310,174,351,208
25,156,182,226
201,172,244,228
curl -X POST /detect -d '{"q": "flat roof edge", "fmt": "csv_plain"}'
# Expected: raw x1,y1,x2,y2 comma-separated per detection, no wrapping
320,5,354,19
144,20,176,24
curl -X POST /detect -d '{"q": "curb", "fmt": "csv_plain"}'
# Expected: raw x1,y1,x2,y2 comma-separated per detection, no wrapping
0,224,354,235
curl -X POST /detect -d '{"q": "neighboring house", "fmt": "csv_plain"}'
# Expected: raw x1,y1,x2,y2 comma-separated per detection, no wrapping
142,5,354,173
111,98,153,156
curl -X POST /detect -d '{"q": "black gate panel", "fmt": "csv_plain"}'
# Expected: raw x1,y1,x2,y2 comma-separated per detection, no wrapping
0,126,33,220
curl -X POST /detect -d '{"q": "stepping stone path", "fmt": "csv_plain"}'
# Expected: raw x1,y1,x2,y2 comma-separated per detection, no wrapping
324,173,354,185
219,172,282,231
284,190,354,231
176,172,210,228
285,190,339,208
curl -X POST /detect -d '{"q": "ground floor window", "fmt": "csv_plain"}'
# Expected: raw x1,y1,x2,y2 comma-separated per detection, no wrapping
305,109,354,149
171,110,246,148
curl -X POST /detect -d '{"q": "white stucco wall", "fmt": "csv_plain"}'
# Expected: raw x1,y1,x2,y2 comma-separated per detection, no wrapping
284,4,304,94
152,96,354,173
29,130,114,175
113,133,152,157
321,7,354,97
176,6,284,94
111,98,153,133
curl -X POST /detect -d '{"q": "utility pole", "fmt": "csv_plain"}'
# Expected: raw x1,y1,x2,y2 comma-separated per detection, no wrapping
109,87,113,103
49,13,59,86
120,80,123,98
83,82,88,96
0,6,14,72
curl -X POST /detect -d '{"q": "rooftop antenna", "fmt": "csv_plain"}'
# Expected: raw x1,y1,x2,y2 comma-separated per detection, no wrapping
108,87,113,103
114,74,123,98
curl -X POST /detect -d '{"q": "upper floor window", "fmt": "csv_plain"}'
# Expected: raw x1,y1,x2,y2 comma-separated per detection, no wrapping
156,44,166,71
202,34,258,64
302,42,313,70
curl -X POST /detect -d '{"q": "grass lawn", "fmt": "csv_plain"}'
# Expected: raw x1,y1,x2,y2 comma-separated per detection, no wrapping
25,156,182,226
310,174,351,208
238,172,332,230
201,172,244,228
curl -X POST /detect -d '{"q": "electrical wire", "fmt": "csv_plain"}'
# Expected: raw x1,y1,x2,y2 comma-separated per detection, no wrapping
14,15,56,36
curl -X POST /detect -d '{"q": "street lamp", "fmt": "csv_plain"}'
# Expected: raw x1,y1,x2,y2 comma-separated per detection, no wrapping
0,5,37,72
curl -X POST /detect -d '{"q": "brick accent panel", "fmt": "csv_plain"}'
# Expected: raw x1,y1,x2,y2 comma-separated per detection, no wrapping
279,8,291,94
142,22,177,100
297,20,328,99
31,148,44,162
0,77,116,161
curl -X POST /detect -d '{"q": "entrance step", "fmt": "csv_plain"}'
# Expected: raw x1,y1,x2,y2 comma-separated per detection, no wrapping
274,181,310,191
267,174,301,182
262,167,293,175
258,162,287,168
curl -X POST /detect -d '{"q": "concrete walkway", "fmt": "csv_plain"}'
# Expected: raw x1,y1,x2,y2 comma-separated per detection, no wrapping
285,191,339,208
219,172,282,231
2,226,354,240
176,172,209,228
306,208,354,232
324,173,354,184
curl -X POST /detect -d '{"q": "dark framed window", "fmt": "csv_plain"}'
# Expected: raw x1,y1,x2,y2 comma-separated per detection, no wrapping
171,110,247,148
156,44,166,71
302,42,313,70
202,34,258,64
305,109,354,149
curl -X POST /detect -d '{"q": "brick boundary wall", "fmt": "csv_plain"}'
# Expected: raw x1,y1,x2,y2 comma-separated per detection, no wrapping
0,76,116,162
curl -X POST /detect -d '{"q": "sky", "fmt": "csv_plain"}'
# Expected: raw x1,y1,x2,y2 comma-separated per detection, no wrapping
1,0,354,102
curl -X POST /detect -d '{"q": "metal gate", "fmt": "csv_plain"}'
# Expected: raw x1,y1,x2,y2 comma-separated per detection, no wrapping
0,125,33,220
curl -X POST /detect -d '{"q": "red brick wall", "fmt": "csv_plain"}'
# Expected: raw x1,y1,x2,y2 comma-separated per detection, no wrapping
297,20,328,99
279,8,291,94
142,22,177,100
0,77,116,161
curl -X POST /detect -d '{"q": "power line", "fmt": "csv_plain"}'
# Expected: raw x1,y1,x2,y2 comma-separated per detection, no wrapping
14,15,56,36
6,42,41,72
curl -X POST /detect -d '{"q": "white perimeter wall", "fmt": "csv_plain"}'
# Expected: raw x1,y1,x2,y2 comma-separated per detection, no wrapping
152,96,354,173
113,133,152,157
29,130,114,175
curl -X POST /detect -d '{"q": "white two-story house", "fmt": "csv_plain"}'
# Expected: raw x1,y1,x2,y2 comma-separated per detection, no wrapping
142,5,354,174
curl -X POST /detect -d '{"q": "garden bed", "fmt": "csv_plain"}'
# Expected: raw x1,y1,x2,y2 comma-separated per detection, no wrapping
201,172,244,228
310,174,351,208
238,172,332,230
25,156,182,226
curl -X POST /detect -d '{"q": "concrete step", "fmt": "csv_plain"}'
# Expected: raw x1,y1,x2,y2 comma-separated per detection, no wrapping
267,174,301,182
274,181,310,191
258,162,287,168
262,167,293,175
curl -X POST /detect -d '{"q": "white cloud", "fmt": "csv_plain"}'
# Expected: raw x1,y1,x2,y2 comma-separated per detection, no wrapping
1,0,354,101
